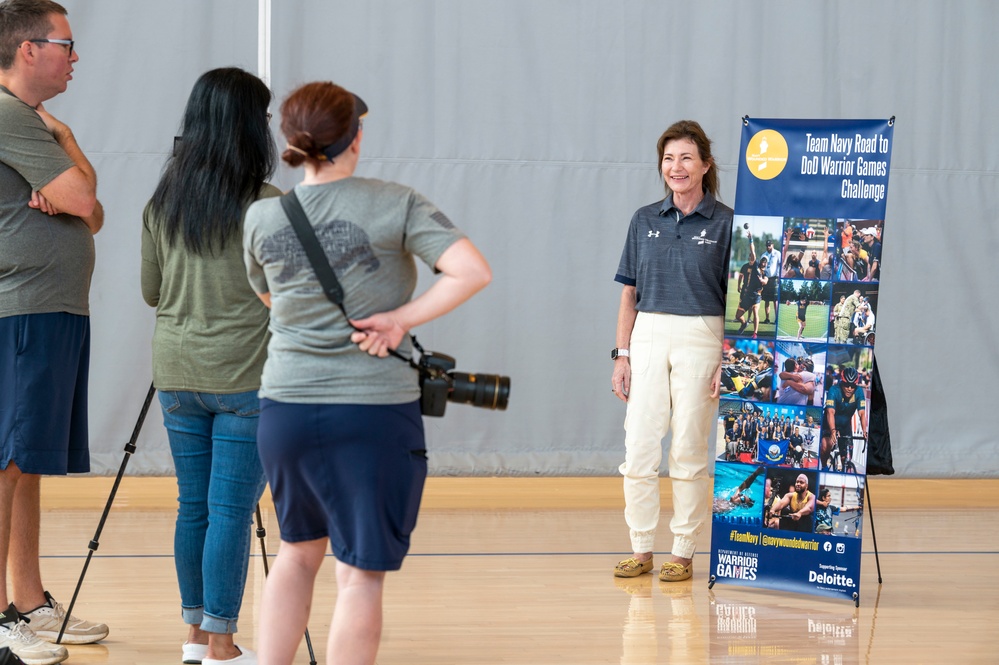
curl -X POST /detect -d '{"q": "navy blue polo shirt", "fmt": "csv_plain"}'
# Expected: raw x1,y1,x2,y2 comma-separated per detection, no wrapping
614,192,733,316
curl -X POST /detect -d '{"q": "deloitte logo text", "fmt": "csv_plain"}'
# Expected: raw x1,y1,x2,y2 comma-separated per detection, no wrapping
745,129,788,180
808,569,856,588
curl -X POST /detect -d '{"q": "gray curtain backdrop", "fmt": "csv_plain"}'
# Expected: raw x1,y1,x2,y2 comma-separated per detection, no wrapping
52,0,996,477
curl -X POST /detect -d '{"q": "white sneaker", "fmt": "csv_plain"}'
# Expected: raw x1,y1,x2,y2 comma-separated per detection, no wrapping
20,592,108,645
203,645,257,664
183,642,208,664
0,620,67,665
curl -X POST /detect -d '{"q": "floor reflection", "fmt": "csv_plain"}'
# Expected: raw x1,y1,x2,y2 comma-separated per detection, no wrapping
612,574,874,665
708,587,861,664
615,575,707,665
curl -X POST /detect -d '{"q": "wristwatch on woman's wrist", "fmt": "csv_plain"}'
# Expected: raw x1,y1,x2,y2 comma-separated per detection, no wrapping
611,348,630,360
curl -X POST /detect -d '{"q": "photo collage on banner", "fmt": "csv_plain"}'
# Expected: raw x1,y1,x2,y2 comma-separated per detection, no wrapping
711,118,893,603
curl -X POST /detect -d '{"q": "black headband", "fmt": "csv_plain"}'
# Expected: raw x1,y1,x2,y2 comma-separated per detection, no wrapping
320,93,368,162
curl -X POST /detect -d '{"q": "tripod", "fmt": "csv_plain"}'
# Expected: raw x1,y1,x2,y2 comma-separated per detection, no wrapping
60,383,318,663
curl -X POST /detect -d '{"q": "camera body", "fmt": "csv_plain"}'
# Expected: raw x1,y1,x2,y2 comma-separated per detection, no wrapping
417,351,510,417
418,351,457,417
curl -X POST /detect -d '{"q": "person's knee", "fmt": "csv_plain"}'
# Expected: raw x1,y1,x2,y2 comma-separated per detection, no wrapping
336,562,386,591
278,538,327,573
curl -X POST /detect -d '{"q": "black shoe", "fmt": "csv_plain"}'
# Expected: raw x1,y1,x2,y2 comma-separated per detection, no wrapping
0,647,27,665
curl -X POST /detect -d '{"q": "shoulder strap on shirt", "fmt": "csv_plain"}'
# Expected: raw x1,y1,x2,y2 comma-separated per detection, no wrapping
278,189,417,367
279,190,348,316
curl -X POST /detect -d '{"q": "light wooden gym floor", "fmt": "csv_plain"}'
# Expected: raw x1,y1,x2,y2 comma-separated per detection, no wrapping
37,477,999,664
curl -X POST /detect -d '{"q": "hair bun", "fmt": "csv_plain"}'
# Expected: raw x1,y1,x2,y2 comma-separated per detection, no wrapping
281,131,320,167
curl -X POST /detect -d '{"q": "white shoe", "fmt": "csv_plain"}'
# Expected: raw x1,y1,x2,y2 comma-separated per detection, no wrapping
203,645,257,665
20,592,108,645
183,642,209,664
0,619,68,665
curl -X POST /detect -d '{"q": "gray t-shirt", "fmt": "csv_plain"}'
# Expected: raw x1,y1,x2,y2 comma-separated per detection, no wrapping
244,177,464,404
0,85,94,318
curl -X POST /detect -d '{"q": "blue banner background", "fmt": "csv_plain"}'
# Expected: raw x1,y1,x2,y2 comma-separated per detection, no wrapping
711,117,894,603
735,118,893,219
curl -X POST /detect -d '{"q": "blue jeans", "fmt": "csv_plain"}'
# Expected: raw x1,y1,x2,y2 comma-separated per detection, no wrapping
159,390,267,634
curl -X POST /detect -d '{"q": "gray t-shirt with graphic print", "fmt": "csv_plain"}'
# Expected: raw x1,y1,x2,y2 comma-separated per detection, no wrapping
244,177,464,404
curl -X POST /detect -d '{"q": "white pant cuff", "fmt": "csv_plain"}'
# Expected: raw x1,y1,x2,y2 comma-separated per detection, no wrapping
671,538,697,559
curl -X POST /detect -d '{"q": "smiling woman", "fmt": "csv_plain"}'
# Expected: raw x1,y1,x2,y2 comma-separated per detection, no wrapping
611,120,733,584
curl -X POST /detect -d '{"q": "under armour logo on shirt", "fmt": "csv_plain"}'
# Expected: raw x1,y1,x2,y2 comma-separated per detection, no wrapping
648,230,660,238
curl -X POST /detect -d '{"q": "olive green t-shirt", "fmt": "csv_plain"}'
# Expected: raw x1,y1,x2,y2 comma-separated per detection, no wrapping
141,183,281,392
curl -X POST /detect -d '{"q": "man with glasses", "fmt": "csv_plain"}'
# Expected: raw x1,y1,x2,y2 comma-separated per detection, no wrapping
0,1,107,662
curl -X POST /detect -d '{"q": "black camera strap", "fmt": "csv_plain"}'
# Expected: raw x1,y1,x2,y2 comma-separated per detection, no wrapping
279,189,418,368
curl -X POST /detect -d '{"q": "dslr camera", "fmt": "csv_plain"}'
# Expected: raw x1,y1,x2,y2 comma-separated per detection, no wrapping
417,350,510,417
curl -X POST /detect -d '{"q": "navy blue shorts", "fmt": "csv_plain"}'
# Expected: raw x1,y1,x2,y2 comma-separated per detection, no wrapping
0,313,91,474
256,399,427,571
739,291,762,310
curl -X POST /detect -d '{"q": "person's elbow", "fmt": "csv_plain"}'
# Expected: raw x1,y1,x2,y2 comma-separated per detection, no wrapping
68,191,98,218
468,259,492,293
39,167,97,217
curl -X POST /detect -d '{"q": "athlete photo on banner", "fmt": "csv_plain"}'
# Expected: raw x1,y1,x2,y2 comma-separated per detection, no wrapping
773,340,825,407
719,338,776,402
829,283,879,347
777,279,831,343
726,216,784,339
710,117,893,603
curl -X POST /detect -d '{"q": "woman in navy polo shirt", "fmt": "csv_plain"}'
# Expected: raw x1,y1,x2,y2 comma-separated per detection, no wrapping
610,120,733,583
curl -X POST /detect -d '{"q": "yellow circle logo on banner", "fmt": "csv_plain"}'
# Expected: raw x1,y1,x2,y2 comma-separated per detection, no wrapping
745,130,788,180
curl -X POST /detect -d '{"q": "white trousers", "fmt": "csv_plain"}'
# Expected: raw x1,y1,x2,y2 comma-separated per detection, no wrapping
619,312,722,558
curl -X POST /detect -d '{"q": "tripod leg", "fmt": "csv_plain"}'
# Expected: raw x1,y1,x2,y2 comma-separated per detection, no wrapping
866,480,883,584
58,382,157,644
254,504,318,665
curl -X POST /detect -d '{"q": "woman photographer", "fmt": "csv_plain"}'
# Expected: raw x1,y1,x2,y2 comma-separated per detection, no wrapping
243,81,491,665
141,67,279,665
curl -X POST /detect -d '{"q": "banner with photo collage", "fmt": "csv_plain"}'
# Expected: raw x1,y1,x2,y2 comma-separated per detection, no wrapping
709,118,894,603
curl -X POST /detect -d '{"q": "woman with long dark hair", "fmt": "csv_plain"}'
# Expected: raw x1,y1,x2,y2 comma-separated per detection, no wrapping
243,81,491,664
141,67,279,665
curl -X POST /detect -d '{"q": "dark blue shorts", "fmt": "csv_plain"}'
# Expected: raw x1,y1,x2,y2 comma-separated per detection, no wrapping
256,399,427,571
0,313,91,474
739,291,762,310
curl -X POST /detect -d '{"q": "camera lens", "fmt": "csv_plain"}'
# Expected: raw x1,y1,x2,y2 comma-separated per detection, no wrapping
448,371,510,410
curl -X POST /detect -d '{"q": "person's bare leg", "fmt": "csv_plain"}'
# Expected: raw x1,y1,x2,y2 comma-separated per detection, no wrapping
328,561,386,665
186,624,208,647
205,631,240,661
257,538,327,665
0,463,22,609
9,472,45,610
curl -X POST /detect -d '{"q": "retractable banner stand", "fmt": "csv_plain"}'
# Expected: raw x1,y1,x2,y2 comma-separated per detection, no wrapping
709,118,894,604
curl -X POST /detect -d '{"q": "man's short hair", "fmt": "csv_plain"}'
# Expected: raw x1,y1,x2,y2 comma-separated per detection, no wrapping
0,0,67,70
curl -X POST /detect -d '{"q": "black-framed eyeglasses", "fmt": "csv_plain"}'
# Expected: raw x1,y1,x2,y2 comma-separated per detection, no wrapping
29,38,74,56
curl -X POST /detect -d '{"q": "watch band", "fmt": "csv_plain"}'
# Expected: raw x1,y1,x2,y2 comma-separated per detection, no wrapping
611,348,630,360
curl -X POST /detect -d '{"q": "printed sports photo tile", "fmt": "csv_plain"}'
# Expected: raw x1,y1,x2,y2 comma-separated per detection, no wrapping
726,215,784,339
776,279,831,343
